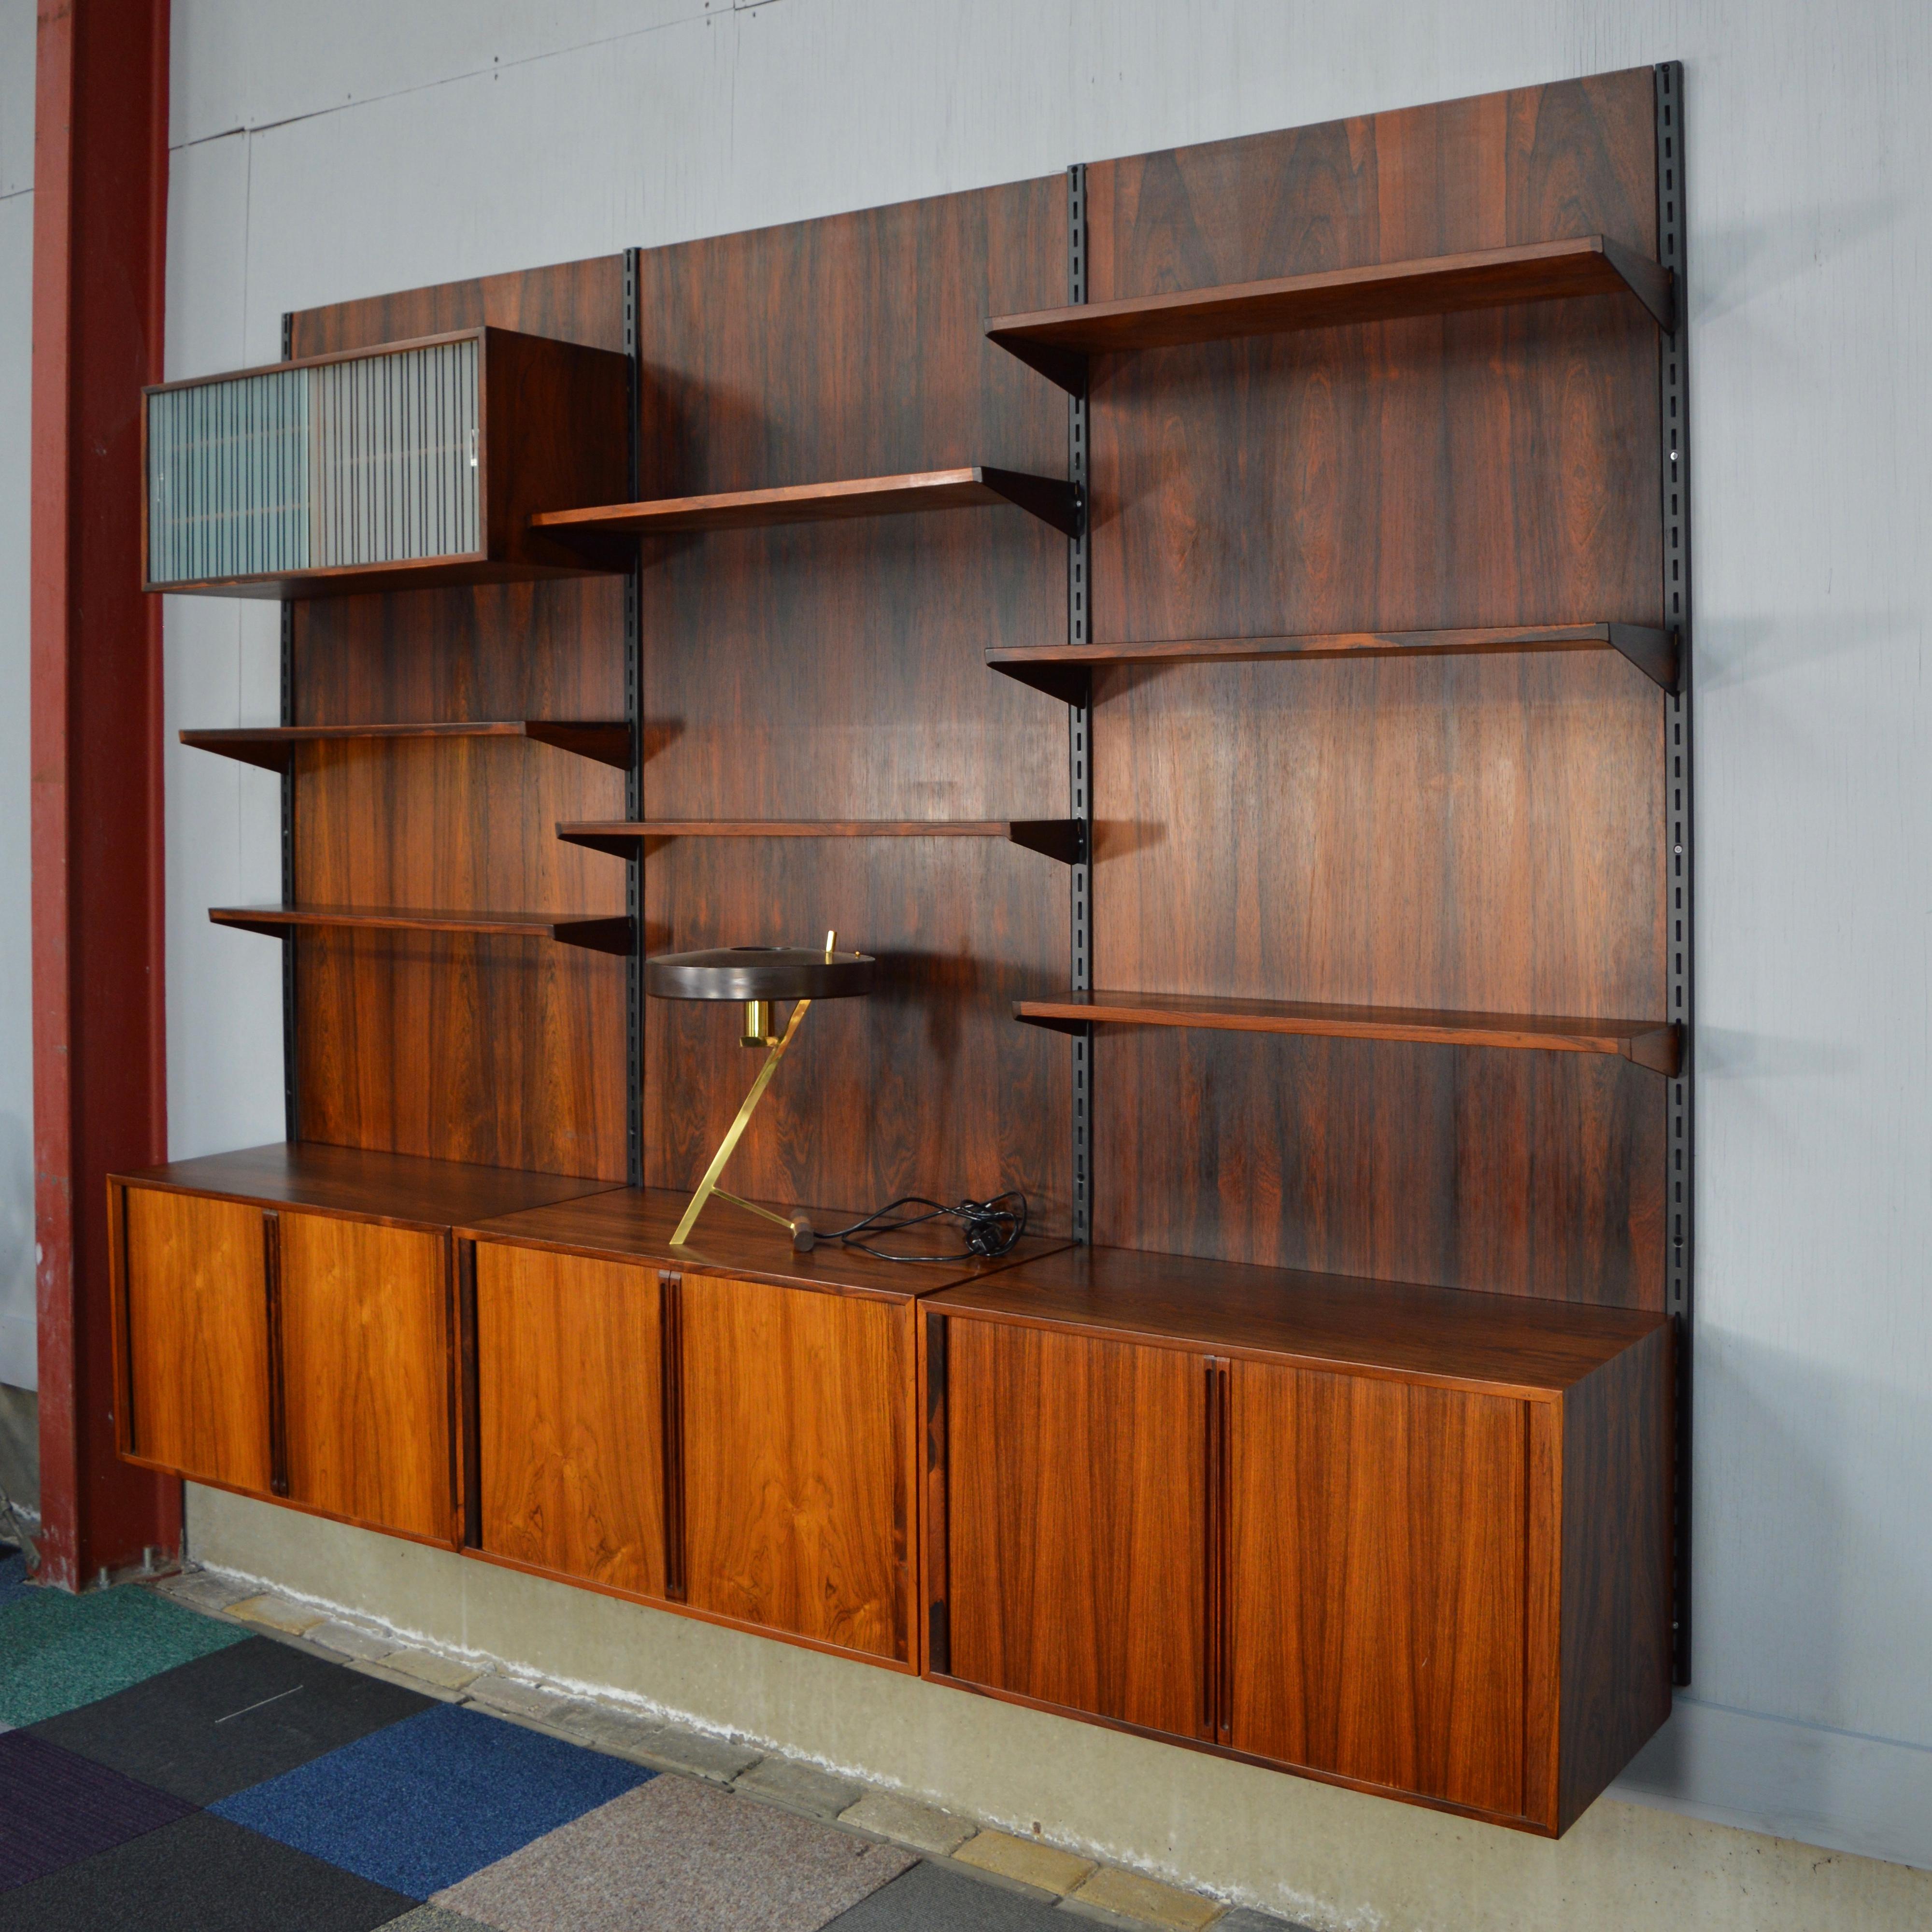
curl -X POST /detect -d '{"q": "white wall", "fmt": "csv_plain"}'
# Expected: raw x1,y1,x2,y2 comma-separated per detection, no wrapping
154,0,1932,1887
0,0,38,1390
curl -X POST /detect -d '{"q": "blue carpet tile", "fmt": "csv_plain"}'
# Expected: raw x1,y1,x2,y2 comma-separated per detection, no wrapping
0,1810,416,1932
0,1731,196,1891
29,1634,431,1804
212,1698,656,1899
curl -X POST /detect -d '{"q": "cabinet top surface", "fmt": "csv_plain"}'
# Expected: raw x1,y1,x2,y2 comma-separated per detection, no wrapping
928,1245,1667,1397
114,1142,615,1232
464,1186,1071,1301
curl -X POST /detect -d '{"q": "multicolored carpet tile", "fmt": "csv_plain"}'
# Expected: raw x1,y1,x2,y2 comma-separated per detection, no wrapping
0,1552,1003,1932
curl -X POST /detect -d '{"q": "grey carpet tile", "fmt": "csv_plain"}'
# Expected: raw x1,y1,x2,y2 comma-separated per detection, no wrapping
27,1634,430,1804
384,1910,500,1932
821,1860,1068,1929
0,1810,413,1932
435,1772,915,1932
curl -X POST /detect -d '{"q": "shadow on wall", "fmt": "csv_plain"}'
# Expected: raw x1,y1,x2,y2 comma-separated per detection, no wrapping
1618,1325,1932,1865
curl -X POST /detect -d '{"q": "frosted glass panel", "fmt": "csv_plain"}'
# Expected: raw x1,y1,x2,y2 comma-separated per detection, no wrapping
146,339,480,585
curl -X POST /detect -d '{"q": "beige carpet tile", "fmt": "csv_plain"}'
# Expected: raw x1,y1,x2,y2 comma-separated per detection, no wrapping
434,1773,914,1932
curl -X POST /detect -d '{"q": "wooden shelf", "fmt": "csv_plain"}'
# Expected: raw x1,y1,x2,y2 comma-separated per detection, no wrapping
1014,990,1680,1075
929,1243,1667,1401
182,721,632,773
987,623,1678,701
530,467,1082,540
987,235,1675,392
209,904,635,955
113,1141,613,1232
557,818,1087,865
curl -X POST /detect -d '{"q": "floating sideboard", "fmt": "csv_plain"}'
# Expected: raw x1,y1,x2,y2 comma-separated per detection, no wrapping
118,62,1692,1836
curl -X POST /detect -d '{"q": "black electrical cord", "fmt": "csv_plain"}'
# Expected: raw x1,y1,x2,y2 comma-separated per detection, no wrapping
819,1192,1027,1263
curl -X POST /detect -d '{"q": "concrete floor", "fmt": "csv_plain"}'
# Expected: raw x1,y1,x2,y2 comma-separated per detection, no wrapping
189,1484,1932,1932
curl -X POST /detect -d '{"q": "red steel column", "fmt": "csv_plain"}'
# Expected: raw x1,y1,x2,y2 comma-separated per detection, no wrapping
31,0,178,1590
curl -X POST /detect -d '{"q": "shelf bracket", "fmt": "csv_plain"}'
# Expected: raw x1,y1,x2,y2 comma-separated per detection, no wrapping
982,466,1084,538
987,655,1092,707
1008,819,1089,866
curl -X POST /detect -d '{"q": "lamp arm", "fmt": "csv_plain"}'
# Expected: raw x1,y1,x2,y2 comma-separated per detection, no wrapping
670,997,813,1246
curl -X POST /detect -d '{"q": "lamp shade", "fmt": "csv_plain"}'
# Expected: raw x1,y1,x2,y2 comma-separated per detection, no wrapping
645,946,876,1002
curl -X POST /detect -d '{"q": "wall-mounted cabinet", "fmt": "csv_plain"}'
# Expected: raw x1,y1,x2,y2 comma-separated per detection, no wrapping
109,1145,612,1543
923,1246,1673,1835
143,327,630,597
458,1187,1061,1670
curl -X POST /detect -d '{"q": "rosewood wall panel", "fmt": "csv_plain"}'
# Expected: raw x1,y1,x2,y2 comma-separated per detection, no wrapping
280,1213,453,1544
680,1273,915,1662
287,259,630,1179
474,1244,667,1598
1082,70,1667,1301
119,1187,273,1494
944,1317,1208,1738
630,182,1073,1225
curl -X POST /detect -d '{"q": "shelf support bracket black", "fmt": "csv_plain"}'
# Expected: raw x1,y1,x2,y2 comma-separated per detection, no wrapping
1066,162,1094,1245
1657,58,1695,1691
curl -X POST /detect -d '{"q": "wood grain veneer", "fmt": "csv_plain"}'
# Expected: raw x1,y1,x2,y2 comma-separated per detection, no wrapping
279,1212,455,1545
182,722,631,772
558,819,1086,865
288,256,632,1179
211,904,633,953
112,1142,611,1229
631,177,1074,1227
118,1186,273,1493
680,1273,915,1662
1016,991,1678,1074
943,1317,1208,1737
533,466,1080,537
460,1183,1068,1302
986,623,1677,698
1226,1365,1528,1816
1083,69,1669,1302
925,1243,1666,1398
988,234,1672,390
474,1244,667,1596
926,1243,1673,1833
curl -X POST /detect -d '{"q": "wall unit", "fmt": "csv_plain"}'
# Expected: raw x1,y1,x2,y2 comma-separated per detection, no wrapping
117,62,1690,1838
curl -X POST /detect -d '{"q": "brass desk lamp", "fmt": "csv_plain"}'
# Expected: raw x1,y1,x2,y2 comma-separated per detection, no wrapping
645,930,876,1249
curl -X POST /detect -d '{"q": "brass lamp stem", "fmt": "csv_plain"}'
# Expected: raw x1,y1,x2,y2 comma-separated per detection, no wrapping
670,995,813,1246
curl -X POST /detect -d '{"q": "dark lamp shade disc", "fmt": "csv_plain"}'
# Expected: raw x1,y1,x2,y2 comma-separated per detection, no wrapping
644,946,877,1001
